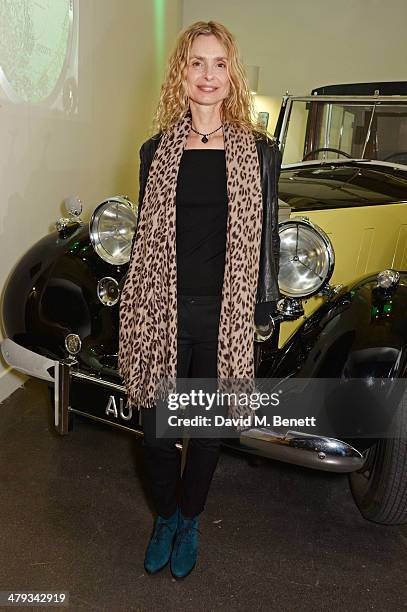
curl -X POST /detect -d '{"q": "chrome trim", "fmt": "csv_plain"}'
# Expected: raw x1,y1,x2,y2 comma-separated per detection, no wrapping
324,103,332,150
55,360,71,434
68,407,144,435
277,96,293,159
240,427,365,473
65,333,81,355
282,95,407,103
282,159,407,171
68,407,183,450
97,276,120,306
338,107,345,151
318,283,344,299
89,195,136,266
70,369,126,392
254,317,275,343
361,102,378,159
0,339,74,435
55,217,70,232
0,340,365,470
277,297,304,319
1,338,57,382
64,195,83,217
278,218,335,298
377,269,400,289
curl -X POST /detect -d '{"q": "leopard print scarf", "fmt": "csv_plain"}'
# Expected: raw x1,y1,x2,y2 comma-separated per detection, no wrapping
118,111,263,415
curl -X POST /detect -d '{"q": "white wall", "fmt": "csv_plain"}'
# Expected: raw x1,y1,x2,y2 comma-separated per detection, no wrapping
2,0,406,401
0,0,182,401
183,0,407,130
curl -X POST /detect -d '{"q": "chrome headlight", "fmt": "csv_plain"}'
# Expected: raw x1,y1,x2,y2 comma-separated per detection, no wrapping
89,196,137,265
278,219,335,298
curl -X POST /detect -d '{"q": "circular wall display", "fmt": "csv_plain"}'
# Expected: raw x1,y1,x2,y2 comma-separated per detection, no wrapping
0,0,75,104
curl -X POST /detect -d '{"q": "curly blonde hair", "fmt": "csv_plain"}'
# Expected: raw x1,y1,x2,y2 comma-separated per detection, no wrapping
152,21,266,137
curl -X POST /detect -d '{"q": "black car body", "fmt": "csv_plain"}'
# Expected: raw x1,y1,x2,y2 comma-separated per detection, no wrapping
2,82,407,525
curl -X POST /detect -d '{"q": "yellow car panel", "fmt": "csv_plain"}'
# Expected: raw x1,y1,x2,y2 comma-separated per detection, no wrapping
279,202,407,347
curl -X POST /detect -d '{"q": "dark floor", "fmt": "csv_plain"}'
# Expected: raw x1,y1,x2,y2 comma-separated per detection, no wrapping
1,380,407,612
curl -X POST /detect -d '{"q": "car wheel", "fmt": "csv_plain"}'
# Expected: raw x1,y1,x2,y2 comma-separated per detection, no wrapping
349,397,407,525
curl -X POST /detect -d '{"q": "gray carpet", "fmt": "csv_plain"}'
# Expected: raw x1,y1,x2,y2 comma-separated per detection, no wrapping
1,379,406,611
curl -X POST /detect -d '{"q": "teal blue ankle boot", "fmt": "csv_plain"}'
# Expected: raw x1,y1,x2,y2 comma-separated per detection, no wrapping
170,511,200,579
144,508,179,574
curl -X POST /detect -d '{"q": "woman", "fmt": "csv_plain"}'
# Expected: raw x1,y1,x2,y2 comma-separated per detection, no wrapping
119,20,281,579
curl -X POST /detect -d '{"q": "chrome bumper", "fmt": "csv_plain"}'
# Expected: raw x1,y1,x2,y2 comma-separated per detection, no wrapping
1,338,134,436
1,338,56,382
1,338,72,434
240,427,365,473
1,339,366,472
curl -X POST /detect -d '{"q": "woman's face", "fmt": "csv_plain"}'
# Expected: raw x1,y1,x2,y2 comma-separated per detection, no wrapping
185,34,231,109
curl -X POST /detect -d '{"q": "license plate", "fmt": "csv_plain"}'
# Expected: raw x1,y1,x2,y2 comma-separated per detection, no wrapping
70,376,142,431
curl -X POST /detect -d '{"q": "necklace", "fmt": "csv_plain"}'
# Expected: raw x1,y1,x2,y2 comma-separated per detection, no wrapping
190,124,223,143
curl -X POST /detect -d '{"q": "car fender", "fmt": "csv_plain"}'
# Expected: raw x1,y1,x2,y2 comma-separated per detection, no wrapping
258,273,407,449
1,225,125,377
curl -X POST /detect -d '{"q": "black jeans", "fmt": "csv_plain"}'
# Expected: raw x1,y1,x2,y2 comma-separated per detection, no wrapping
141,295,222,519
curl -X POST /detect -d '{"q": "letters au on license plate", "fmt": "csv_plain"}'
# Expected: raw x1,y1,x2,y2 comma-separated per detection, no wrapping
70,378,141,430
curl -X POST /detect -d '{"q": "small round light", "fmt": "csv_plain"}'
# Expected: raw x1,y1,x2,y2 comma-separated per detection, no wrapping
65,333,81,355
254,318,275,343
97,277,120,306
377,269,400,289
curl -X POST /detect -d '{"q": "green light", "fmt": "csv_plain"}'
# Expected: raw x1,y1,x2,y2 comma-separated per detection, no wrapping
154,0,166,89
69,240,81,253
383,304,392,314
371,306,379,317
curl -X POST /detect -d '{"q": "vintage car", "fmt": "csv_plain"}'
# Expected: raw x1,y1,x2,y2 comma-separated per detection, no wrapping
1,81,406,526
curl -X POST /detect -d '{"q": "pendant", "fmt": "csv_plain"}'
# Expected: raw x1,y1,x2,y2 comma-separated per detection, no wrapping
202,135,208,143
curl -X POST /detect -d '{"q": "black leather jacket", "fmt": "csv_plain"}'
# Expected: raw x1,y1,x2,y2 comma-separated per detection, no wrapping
135,133,281,315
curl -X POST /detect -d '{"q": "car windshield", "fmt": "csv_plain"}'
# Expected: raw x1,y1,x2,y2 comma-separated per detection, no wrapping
281,100,407,167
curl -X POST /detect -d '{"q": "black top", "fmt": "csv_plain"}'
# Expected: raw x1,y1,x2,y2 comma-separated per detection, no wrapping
176,149,228,296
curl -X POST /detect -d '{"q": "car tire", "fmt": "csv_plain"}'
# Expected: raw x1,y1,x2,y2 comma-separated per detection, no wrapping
349,394,407,525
